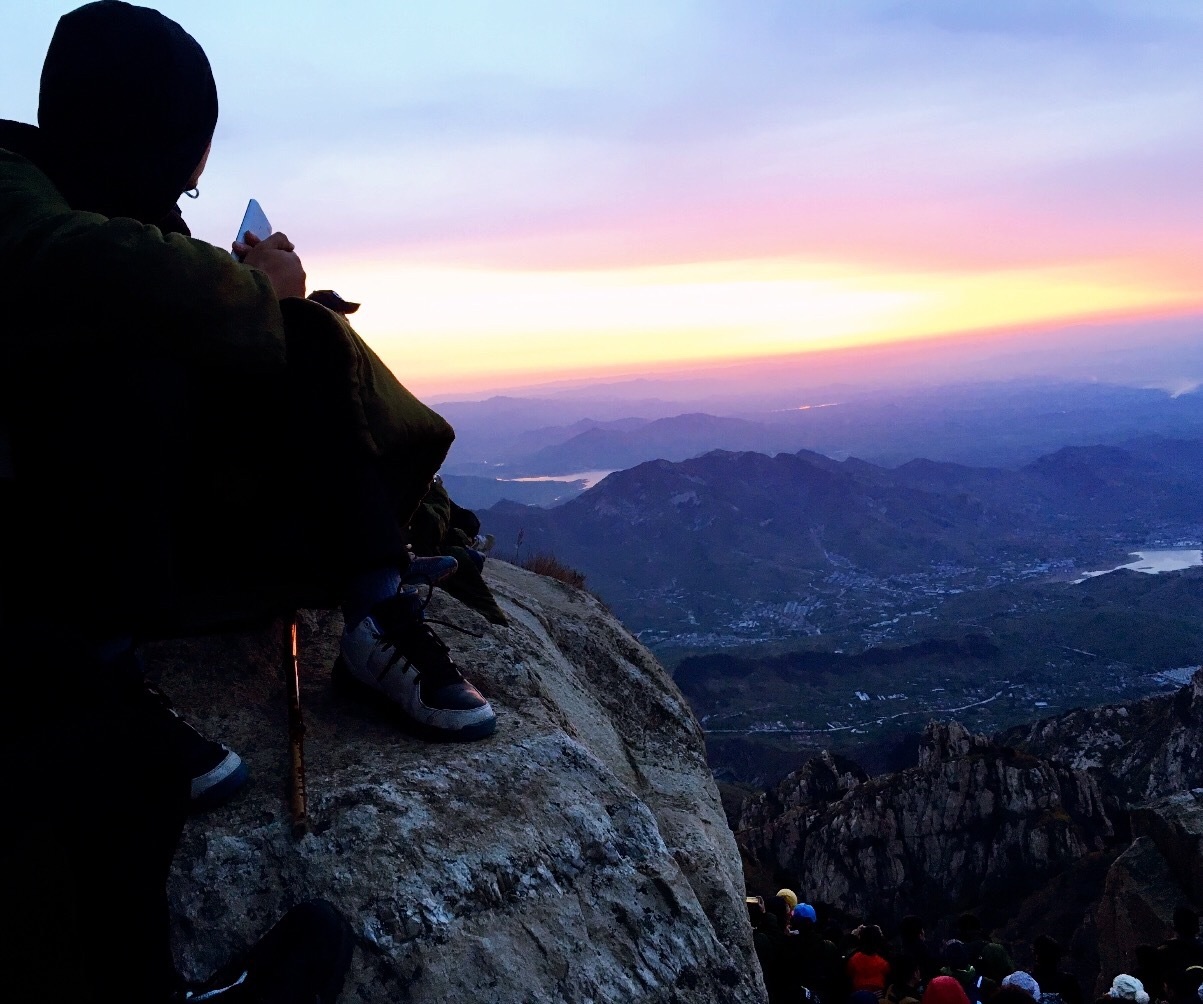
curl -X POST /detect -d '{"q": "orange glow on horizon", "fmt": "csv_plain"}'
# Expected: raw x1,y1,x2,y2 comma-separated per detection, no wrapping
304,251,1203,397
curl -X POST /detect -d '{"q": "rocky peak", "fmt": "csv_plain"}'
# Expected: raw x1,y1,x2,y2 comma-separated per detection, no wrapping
917,720,992,768
151,562,764,1003
738,750,867,832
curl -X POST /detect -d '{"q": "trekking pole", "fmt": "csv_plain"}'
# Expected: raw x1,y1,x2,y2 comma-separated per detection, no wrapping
284,613,308,837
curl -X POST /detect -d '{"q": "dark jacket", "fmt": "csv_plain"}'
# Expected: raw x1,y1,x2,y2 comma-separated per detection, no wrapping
0,139,453,637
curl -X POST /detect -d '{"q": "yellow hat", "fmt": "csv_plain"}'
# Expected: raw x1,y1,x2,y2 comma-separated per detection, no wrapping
776,888,798,911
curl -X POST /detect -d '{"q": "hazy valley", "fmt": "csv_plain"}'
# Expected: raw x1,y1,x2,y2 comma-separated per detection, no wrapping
455,379,1203,787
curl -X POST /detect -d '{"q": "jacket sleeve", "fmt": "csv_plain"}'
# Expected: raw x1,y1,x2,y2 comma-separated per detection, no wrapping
0,149,286,373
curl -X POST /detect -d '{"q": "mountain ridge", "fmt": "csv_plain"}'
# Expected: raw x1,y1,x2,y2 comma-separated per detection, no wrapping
479,436,1203,640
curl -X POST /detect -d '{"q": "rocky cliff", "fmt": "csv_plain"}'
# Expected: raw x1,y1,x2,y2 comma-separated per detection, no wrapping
148,561,764,1003
997,671,1203,986
1094,788,1203,993
737,722,1113,924
1000,668,1203,806
735,672,1203,991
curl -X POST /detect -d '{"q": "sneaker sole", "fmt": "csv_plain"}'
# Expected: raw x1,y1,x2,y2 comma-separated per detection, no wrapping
191,751,249,811
332,657,498,743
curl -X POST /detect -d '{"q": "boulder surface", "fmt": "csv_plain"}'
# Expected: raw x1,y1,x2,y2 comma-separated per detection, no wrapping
152,561,763,1003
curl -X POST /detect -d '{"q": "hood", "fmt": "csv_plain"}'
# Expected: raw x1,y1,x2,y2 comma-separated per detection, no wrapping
34,1,217,225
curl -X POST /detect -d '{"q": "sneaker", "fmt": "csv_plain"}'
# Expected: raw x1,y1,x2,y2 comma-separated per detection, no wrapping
173,899,353,1002
470,533,495,553
139,684,249,810
401,554,458,588
335,588,496,741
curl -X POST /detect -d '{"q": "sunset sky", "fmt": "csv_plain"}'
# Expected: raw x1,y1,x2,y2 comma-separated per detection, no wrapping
5,1,1203,397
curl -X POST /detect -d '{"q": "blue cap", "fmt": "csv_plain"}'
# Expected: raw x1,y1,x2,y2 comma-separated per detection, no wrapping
792,902,817,922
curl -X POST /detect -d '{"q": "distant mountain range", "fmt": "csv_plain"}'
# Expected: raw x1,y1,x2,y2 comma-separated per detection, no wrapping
478,436,1203,638
518,413,832,474
439,382,1203,479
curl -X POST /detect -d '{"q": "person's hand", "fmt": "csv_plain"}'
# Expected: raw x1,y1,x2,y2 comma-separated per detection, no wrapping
234,231,307,300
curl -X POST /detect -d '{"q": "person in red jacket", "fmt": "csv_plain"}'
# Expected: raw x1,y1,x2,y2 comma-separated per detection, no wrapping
848,924,893,997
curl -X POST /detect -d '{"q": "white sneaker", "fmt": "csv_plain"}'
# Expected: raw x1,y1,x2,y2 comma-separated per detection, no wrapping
336,590,496,741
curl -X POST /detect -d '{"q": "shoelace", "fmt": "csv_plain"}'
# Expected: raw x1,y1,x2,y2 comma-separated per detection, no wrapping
380,618,467,690
399,570,483,638
179,969,248,1000
372,589,468,688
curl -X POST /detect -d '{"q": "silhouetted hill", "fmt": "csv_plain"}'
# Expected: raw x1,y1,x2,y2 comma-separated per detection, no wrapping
508,417,651,459
480,437,1203,639
520,413,809,473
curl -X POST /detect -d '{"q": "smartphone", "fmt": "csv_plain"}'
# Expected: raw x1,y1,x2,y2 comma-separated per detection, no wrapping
231,198,272,260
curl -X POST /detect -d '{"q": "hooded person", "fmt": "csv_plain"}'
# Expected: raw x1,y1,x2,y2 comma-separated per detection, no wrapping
34,0,218,228
0,3,493,1000
1,0,494,736
926,976,973,1004
1002,972,1042,1001
1107,975,1150,1004
1032,934,1083,1004
792,903,818,927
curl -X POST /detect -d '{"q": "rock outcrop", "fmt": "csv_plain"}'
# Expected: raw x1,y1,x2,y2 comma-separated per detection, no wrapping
999,672,1203,989
736,750,867,833
737,722,1113,923
1094,789,1203,993
1000,668,1203,805
150,561,764,1003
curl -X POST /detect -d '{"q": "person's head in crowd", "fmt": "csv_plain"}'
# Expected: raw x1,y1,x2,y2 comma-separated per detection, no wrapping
901,915,927,943
892,954,922,991
776,888,799,912
1001,971,1041,1001
1165,968,1203,1004
943,940,971,972
746,895,765,929
1175,907,1201,940
791,902,818,930
925,975,972,1004
958,914,983,941
1133,945,1159,981
856,923,887,956
766,895,792,934
1107,974,1150,1004
1032,935,1063,969
994,989,1040,1004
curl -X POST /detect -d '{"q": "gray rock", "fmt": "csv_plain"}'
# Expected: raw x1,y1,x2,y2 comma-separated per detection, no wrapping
737,750,867,833
737,732,1113,923
1093,837,1181,997
1001,668,1203,806
152,561,764,1003
1130,788,1203,907
916,720,991,769
1094,790,1203,995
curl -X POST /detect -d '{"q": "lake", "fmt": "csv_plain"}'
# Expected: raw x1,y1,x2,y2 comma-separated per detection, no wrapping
510,469,615,490
1076,548,1203,583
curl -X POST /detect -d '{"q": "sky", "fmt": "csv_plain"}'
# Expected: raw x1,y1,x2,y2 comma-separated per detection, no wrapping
4,1,1203,398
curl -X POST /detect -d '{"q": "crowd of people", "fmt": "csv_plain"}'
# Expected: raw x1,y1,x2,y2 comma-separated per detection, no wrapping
747,893,1203,1004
